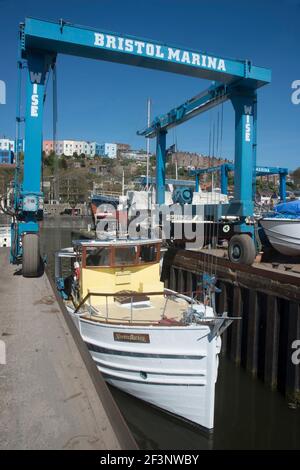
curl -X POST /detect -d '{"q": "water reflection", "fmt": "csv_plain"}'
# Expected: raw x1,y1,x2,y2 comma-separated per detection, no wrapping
109,356,300,450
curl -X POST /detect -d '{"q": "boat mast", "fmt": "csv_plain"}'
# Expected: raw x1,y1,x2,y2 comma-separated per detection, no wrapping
146,97,151,192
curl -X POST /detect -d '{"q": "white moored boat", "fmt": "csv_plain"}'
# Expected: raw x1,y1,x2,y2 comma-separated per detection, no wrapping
259,217,300,256
259,200,300,256
55,238,234,430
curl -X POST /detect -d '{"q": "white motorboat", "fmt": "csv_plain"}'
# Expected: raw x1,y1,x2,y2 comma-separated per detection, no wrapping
259,200,300,256
259,217,300,256
55,237,235,430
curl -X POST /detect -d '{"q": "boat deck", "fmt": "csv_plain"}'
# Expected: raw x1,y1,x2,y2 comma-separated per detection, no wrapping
79,295,190,325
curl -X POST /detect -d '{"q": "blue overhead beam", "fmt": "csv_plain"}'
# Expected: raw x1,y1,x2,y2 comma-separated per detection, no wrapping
22,18,271,86
12,17,273,269
137,83,230,138
190,164,288,201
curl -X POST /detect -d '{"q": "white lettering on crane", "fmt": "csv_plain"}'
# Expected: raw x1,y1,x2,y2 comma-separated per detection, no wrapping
124,39,134,52
207,56,217,69
146,43,155,56
191,53,200,65
168,48,181,61
181,51,191,64
245,115,251,142
135,41,145,54
218,59,226,71
30,83,39,117
30,71,42,84
155,45,164,58
106,35,116,49
244,105,252,142
94,33,227,72
94,32,104,46
117,37,124,50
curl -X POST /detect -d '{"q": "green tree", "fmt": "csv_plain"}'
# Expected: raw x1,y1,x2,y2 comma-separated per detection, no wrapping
59,157,67,170
292,167,300,185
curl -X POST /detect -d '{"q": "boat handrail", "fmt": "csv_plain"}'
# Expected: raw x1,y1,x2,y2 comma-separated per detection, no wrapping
72,289,241,326
74,290,166,314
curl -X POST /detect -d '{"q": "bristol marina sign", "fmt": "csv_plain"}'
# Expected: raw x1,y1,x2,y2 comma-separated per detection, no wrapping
94,32,227,72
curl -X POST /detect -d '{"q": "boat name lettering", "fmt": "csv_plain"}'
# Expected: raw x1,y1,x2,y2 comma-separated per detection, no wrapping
113,332,150,343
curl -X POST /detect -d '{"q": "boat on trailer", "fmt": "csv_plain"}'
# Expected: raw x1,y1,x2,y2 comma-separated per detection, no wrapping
55,237,235,430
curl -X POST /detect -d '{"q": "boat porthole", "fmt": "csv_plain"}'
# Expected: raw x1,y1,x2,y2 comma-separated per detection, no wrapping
140,371,147,380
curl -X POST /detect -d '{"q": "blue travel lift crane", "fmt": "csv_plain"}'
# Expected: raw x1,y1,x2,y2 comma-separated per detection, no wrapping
190,163,288,202
12,17,271,276
137,81,272,264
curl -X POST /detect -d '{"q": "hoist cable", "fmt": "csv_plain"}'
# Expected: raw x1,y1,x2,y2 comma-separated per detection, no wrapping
212,96,222,280
41,69,51,197
52,63,59,202
214,98,224,280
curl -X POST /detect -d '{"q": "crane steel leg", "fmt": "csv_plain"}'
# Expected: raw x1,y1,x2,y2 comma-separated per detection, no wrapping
155,130,167,205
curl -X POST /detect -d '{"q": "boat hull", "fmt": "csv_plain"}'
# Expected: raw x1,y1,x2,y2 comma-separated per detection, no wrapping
260,218,300,256
68,308,221,430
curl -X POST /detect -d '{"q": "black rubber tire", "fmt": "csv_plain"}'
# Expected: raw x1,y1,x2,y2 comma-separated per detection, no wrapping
22,233,40,277
228,234,256,265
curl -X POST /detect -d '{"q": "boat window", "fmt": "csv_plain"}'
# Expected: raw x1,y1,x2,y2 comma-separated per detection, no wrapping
114,246,137,265
139,244,158,263
85,247,110,266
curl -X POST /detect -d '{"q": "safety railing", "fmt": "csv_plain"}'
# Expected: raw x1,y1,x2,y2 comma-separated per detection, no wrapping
73,289,197,324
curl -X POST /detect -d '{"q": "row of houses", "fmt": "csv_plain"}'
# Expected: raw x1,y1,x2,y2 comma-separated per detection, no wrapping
43,140,119,158
3,138,225,166
0,138,25,153
0,137,123,159
43,140,149,160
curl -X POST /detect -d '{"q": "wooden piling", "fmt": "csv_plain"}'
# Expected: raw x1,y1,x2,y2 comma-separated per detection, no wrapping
246,291,260,377
218,281,228,356
264,295,280,389
230,286,243,365
162,247,300,403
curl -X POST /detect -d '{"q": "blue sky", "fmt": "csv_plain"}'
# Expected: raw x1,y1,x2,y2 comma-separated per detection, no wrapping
0,0,299,169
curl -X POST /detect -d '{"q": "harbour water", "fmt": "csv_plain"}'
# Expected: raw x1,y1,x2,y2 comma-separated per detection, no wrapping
42,226,300,450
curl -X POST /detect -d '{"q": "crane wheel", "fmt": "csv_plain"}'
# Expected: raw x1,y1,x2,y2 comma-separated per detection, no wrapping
228,234,256,265
22,233,41,277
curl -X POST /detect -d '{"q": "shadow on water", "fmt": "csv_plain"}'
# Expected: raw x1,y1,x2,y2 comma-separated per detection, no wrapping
42,227,300,450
